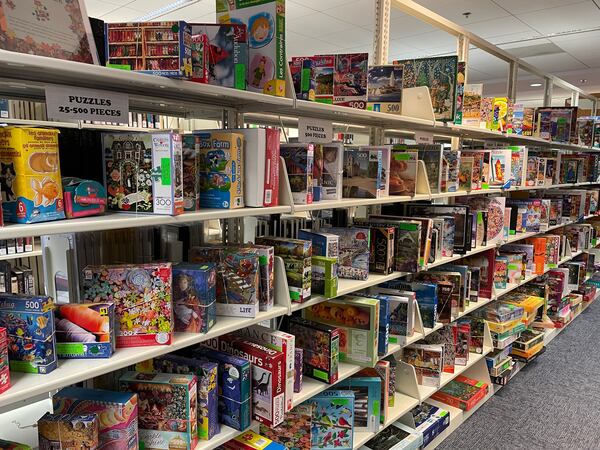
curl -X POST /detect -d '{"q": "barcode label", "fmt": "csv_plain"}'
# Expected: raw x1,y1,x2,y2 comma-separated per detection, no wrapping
264,189,272,205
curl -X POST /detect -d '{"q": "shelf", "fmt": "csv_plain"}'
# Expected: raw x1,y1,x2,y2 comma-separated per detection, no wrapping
0,207,291,240
291,271,409,313
417,347,493,400
194,423,257,450
292,362,363,407
0,247,42,261
0,305,288,411
0,117,166,133
352,392,420,449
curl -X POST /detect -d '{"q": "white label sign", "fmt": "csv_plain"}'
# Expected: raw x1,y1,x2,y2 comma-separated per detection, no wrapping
45,86,129,124
414,131,434,145
298,117,333,143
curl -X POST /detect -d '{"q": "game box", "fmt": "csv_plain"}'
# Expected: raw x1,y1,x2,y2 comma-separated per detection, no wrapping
280,144,314,205
38,412,99,450
328,227,370,280
102,132,184,215
402,344,443,387
307,390,355,450
173,263,217,333
259,404,312,450
81,263,173,348
337,377,381,432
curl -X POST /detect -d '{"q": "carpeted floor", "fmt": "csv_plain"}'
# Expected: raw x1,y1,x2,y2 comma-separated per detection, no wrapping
437,299,600,450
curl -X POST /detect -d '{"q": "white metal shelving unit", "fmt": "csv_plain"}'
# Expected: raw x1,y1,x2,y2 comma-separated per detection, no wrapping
0,2,599,446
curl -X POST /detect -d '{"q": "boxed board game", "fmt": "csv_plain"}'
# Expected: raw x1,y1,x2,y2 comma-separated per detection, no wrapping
232,127,280,207
310,55,335,104
367,65,403,114
402,344,443,387
81,263,173,348
0,294,57,374
287,316,340,384
337,377,381,432
343,147,383,199
221,247,260,318
172,263,217,333
251,244,275,312
304,297,379,367
321,142,344,200
53,387,139,450
55,302,116,359
105,21,192,78
369,290,415,342
298,230,339,259
62,177,107,219
233,324,295,412
194,347,252,431
280,143,314,205
333,53,368,108
0,327,9,394
119,371,198,450
102,132,184,215
137,354,219,441
311,256,338,298
361,421,423,450
259,404,312,450
216,0,286,97
38,412,99,450
294,348,303,392
357,360,391,424
511,328,544,352
424,325,456,374
256,236,312,303
430,375,488,411
204,336,286,427
189,23,248,89
369,226,395,274
390,148,418,196
393,56,458,122
0,127,65,223
290,56,316,100
328,227,370,280
408,403,449,448
383,280,438,329
196,131,244,209
181,134,201,211
307,390,355,450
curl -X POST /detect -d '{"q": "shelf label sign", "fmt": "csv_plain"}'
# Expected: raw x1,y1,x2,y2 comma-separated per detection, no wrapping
298,117,333,143
414,131,434,144
45,86,129,124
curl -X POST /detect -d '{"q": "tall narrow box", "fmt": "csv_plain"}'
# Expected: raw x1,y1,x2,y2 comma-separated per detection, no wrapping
216,0,286,97
102,132,184,215
232,127,280,207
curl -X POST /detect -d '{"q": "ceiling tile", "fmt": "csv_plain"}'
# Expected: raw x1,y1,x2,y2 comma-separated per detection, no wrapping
390,14,439,39
490,0,587,15
287,1,319,18
414,0,510,24
320,28,374,48
294,0,355,11
322,0,375,30
550,30,600,67
517,1,600,34
287,31,341,57
521,52,588,72
463,16,535,39
99,6,146,21
288,12,354,37
393,30,457,52
83,0,124,18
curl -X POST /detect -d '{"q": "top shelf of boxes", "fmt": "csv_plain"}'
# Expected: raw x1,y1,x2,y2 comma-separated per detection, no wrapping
0,50,597,152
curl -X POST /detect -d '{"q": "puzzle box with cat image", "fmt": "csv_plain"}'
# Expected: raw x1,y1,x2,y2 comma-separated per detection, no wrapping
0,127,65,224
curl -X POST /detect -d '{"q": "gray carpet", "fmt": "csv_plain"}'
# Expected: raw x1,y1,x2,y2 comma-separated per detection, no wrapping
437,299,600,450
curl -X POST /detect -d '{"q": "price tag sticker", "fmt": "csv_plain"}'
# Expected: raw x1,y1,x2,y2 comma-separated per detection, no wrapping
45,86,129,124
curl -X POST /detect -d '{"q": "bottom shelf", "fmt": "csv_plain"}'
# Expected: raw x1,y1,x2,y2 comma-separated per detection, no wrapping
352,392,420,449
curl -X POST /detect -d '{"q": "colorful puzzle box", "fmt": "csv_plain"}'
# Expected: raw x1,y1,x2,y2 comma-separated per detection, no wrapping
0,127,65,224
102,132,184,215
307,390,355,450
52,387,139,450
216,0,286,97
119,371,198,450
81,263,173,348
105,21,192,78
172,263,217,333
38,412,99,450
196,131,244,209
55,302,116,359
0,293,57,374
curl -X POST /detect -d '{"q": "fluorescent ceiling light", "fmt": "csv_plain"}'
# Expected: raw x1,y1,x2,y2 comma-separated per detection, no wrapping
134,0,200,21
530,83,542,87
